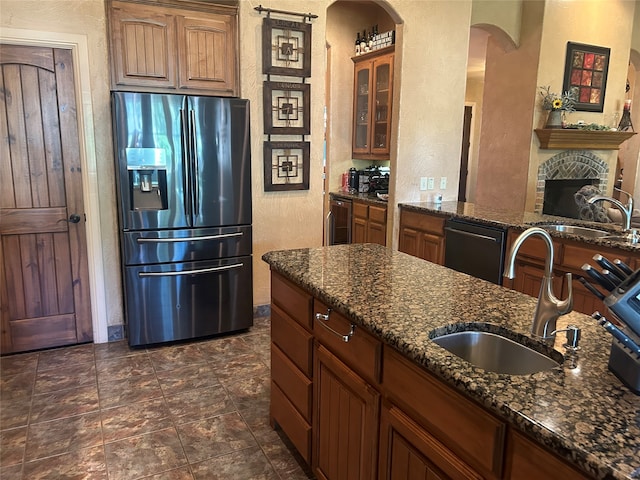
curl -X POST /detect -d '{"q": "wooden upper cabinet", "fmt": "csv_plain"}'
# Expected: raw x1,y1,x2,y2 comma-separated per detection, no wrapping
176,12,236,93
108,0,238,96
352,47,394,160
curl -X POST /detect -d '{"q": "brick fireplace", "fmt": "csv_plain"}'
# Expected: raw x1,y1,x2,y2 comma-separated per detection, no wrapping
535,150,610,216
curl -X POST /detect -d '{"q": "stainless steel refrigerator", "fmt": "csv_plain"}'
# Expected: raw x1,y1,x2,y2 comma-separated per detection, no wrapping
112,92,252,347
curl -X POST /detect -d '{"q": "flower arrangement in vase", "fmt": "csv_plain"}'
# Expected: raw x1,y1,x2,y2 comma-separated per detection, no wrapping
538,86,577,128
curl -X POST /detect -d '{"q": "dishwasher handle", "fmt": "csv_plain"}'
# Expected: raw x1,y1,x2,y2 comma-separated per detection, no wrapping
444,226,500,243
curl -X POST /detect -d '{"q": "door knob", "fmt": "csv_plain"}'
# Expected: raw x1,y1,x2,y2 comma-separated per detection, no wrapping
68,214,81,224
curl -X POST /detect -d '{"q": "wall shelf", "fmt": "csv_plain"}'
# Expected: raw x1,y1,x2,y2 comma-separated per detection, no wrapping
534,128,636,150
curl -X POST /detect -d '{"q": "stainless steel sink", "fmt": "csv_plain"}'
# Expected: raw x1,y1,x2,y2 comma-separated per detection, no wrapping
534,223,610,238
432,330,560,375
602,232,640,244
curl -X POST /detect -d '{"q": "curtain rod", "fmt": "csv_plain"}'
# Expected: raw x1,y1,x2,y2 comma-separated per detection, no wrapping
254,4,317,21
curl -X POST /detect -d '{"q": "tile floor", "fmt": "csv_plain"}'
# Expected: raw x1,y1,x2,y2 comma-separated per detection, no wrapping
0,316,315,479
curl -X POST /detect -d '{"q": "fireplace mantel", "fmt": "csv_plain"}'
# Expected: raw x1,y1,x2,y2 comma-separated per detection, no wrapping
534,129,636,150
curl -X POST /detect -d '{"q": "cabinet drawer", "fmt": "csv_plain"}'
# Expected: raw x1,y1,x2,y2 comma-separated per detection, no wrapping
271,304,313,376
271,272,313,330
383,346,505,479
271,381,311,463
353,201,369,218
400,209,445,235
313,300,382,385
271,344,312,422
561,242,629,272
369,205,387,224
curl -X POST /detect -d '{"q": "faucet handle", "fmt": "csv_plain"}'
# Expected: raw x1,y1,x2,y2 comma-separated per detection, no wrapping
614,187,634,209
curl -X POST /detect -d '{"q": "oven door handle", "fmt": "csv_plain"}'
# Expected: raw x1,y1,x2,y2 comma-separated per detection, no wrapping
138,263,243,277
444,227,499,243
137,232,243,243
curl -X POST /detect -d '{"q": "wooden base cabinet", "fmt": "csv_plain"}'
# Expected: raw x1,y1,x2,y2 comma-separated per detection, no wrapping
108,0,238,95
352,200,387,246
269,271,596,480
269,273,313,463
379,403,480,480
504,430,589,479
313,344,380,480
398,208,446,264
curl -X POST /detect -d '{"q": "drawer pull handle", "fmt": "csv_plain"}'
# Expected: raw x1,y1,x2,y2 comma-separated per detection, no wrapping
315,310,355,343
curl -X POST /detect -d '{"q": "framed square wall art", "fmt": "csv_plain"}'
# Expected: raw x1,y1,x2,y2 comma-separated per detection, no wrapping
264,141,310,191
263,81,310,135
262,17,311,77
562,42,610,112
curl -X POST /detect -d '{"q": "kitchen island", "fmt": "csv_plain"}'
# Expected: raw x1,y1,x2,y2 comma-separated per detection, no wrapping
263,243,639,480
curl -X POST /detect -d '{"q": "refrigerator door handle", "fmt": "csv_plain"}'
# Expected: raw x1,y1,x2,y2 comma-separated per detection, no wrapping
180,108,192,223
138,263,243,277
190,109,199,217
137,232,243,243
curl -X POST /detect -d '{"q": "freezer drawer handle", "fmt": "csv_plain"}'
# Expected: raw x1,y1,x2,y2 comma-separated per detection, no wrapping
444,226,499,243
139,263,243,277
315,310,355,343
137,232,243,243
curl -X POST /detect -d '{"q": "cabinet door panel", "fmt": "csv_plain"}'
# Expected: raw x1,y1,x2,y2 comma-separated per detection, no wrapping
314,344,380,480
177,13,237,95
505,430,589,479
353,216,367,244
380,403,482,480
399,227,420,257
367,220,387,246
383,347,504,479
110,2,177,88
419,233,445,265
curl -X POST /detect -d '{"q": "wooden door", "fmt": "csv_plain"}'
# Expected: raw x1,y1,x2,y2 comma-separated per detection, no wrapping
0,44,92,353
458,106,472,202
313,344,379,480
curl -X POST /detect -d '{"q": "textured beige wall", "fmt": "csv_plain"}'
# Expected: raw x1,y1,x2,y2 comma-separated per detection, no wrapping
0,0,122,334
471,0,522,47
3,0,637,336
474,0,543,210
239,1,327,306
526,0,636,209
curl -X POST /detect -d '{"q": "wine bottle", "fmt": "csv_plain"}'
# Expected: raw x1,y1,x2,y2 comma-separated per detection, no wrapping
360,30,367,53
355,32,361,55
368,27,374,51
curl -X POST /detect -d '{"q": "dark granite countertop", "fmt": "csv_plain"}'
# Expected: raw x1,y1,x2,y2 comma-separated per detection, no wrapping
400,200,640,253
330,191,389,207
263,243,640,480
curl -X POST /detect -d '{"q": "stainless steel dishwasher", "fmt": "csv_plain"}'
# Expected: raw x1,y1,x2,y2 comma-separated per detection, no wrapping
444,218,507,285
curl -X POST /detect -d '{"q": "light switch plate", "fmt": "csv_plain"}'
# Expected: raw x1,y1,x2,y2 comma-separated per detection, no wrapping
440,177,447,189
420,177,427,191
427,177,435,190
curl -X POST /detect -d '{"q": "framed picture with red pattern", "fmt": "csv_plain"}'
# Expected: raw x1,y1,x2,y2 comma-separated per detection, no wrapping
563,42,610,112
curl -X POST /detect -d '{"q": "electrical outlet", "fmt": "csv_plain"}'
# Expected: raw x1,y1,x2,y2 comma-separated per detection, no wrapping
427,177,435,190
420,177,428,191
440,177,447,189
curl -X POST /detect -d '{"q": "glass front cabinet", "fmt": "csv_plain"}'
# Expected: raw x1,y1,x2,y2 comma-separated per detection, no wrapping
352,47,394,160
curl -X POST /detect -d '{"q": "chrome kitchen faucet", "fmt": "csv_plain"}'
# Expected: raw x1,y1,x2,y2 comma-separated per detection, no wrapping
504,227,573,344
588,188,634,232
